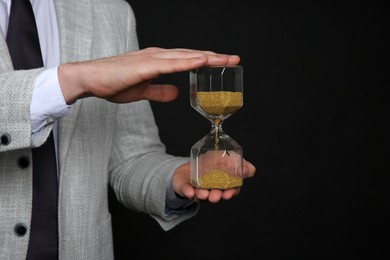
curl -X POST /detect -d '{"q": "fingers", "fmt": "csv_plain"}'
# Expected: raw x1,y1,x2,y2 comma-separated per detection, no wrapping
158,48,241,66
154,52,240,68
181,183,196,200
142,84,179,102
243,159,256,178
152,55,209,75
178,184,239,204
152,55,235,76
103,83,179,103
225,55,240,65
128,47,241,71
194,188,239,203
135,47,238,62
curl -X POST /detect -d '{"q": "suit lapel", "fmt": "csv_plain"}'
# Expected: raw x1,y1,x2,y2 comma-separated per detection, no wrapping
0,34,14,72
54,0,93,171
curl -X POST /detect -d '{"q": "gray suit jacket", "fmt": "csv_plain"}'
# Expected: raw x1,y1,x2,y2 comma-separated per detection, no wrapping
0,0,195,259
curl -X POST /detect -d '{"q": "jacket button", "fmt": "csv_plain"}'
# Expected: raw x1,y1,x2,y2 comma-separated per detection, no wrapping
14,223,28,237
17,156,30,169
0,133,11,145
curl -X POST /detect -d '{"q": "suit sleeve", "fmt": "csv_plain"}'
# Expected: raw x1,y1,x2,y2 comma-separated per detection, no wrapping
107,2,199,231
0,43,52,152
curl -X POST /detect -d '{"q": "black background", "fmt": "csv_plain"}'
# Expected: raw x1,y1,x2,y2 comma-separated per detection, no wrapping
109,1,389,259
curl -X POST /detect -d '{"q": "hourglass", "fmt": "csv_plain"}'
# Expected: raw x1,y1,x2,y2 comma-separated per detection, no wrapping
190,65,244,189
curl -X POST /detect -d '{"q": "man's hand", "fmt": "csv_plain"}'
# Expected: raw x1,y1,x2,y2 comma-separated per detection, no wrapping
58,47,240,104
172,160,256,203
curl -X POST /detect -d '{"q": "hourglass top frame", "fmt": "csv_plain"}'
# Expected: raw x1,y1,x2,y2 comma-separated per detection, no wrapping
190,65,243,122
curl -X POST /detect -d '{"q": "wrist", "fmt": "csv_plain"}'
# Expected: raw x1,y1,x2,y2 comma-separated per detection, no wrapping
58,63,89,104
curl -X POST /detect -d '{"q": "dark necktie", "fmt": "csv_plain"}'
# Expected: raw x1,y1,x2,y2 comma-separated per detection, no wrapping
6,0,59,259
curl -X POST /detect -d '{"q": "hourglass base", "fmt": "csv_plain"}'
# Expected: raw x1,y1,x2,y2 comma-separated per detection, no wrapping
190,129,244,190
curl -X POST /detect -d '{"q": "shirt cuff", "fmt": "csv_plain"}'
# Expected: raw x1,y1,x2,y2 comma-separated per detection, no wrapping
30,66,72,133
165,170,196,216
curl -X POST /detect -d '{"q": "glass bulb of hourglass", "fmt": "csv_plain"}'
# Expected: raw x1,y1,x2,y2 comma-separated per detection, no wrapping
189,66,244,190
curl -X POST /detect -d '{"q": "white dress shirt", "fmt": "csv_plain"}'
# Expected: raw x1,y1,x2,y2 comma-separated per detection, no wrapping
1,0,70,135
